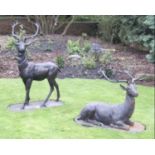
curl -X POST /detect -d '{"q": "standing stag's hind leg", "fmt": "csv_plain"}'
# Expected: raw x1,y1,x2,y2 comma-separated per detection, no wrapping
22,78,32,109
53,80,60,101
40,79,54,107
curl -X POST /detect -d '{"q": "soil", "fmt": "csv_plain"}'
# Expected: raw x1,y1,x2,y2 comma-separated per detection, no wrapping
0,34,154,87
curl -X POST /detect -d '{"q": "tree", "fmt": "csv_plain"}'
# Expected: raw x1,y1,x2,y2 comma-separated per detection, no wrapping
26,15,75,35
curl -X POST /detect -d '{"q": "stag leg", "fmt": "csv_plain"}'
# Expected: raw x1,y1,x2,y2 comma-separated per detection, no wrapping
111,121,130,130
87,119,105,127
22,78,32,109
125,120,134,126
40,79,54,107
53,80,60,101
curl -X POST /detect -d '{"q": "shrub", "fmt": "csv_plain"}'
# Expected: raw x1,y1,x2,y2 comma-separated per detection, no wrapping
99,51,113,66
82,56,96,69
81,32,88,40
81,41,91,54
98,16,121,43
97,15,155,63
6,37,16,51
67,39,91,56
67,40,81,55
56,56,65,68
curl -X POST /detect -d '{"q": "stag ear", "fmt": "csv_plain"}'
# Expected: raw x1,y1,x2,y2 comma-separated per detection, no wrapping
120,84,127,91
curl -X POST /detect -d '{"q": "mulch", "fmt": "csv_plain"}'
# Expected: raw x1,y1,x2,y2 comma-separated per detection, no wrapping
0,35,154,87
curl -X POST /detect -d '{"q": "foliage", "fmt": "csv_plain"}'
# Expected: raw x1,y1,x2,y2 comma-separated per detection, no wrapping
67,39,91,55
97,16,121,43
0,78,154,138
81,32,88,40
97,15,155,63
82,55,96,69
67,40,81,55
118,16,155,63
55,55,65,68
5,37,16,50
81,41,91,54
99,51,113,66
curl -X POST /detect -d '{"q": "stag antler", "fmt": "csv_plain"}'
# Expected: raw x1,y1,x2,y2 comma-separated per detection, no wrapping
99,69,128,83
100,68,145,83
24,23,39,41
12,21,20,40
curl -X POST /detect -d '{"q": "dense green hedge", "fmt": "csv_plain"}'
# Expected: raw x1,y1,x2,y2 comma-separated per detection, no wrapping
76,15,154,63
97,15,155,63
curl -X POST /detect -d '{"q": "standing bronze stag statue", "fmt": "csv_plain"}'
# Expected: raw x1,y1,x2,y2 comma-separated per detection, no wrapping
12,22,60,109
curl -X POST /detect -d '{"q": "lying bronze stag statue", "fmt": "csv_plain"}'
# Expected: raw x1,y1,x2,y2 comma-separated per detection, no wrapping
75,71,142,130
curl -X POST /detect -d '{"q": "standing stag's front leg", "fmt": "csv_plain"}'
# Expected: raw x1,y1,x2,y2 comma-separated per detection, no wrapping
40,79,54,107
22,78,32,109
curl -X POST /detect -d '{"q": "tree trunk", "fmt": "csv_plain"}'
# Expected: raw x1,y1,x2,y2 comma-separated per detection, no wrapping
61,16,75,36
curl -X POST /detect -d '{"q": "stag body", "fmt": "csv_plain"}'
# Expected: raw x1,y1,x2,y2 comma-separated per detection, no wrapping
12,22,60,109
75,74,139,130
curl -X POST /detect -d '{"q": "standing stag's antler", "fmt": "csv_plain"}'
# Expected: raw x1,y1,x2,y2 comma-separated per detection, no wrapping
12,21,20,40
24,23,40,41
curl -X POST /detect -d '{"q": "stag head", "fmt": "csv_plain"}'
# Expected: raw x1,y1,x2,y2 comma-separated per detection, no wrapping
120,81,138,97
12,22,39,53
101,69,144,97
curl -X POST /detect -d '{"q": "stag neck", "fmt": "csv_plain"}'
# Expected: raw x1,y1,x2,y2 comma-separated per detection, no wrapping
121,93,135,118
17,52,28,70
124,93,135,106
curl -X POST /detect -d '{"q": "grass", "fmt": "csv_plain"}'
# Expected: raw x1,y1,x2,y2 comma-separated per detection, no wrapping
0,78,154,139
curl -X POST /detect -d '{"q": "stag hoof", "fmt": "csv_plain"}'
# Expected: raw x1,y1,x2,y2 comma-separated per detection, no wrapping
40,104,46,108
97,122,104,127
21,107,25,110
21,103,29,110
21,105,26,110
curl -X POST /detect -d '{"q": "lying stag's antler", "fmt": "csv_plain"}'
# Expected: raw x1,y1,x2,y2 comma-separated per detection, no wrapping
100,69,144,83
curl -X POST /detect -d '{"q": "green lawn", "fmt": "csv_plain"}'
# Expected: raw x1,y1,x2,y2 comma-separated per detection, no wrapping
0,78,154,138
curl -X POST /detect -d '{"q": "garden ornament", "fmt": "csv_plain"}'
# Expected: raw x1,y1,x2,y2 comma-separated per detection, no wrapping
12,22,60,109
75,70,142,130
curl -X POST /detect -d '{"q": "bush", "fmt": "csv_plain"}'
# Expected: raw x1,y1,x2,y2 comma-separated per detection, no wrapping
81,41,91,54
98,16,121,43
67,40,81,55
67,39,91,55
99,51,113,66
98,15,155,63
118,16,155,63
82,56,96,69
55,56,65,68
6,37,16,51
